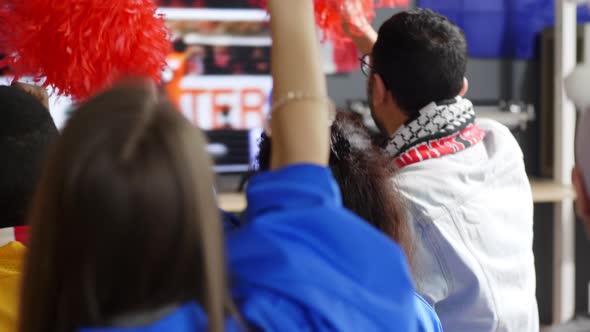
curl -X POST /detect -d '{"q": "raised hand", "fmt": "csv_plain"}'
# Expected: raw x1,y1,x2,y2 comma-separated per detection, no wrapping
340,0,378,55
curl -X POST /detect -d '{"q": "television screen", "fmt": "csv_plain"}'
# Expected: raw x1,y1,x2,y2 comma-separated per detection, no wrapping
2,2,360,172
162,14,272,131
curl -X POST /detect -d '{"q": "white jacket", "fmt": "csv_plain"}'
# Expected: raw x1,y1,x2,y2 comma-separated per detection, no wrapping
395,119,539,332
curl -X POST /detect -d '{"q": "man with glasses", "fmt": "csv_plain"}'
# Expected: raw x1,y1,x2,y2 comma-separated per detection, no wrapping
342,7,538,332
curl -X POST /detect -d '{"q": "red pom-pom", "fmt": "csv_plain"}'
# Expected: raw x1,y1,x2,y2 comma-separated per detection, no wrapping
253,0,409,45
375,0,409,7
315,0,409,45
0,0,170,100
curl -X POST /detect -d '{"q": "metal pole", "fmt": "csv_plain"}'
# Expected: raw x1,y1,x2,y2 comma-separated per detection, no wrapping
552,0,577,324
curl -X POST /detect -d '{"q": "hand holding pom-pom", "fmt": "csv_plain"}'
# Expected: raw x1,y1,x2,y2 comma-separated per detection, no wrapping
0,0,170,100
341,0,409,43
339,0,377,42
255,0,408,45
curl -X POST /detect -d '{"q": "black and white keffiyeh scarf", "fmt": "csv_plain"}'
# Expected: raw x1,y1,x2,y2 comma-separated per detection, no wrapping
386,97,486,168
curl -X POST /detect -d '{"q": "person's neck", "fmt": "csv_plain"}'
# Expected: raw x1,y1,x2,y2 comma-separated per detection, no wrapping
382,110,410,138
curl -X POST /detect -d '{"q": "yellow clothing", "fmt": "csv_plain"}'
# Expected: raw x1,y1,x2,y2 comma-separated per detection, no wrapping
0,241,25,332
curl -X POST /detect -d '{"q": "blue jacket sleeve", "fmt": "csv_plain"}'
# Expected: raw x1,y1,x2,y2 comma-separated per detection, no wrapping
243,164,342,220
227,164,441,331
415,294,444,332
221,210,241,233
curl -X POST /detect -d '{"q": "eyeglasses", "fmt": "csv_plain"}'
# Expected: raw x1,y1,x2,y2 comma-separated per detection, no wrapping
359,53,374,77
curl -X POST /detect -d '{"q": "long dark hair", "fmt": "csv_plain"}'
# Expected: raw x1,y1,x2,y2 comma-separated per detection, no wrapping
256,112,414,263
19,84,229,332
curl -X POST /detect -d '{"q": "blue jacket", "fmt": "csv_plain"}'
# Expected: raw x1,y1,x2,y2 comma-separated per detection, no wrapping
222,210,241,232
81,165,442,331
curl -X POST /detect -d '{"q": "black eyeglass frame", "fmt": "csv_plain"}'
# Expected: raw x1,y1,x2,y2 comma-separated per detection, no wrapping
359,53,374,77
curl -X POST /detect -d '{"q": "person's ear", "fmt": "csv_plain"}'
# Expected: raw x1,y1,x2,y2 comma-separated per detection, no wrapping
372,73,388,106
459,77,469,97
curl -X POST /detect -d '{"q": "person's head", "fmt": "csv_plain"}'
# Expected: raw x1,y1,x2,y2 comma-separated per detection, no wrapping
367,9,468,136
0,85,57,229
19,84,229,332
256,112,413,261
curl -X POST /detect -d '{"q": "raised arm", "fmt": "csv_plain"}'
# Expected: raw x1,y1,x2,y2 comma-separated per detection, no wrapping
268,0,329,169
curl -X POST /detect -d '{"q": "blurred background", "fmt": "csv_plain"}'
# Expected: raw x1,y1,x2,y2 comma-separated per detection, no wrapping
2,1,590,328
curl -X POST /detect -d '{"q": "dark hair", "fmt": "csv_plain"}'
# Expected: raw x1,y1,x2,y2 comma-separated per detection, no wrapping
20,85,229,332
256,112,414,263
372,9,467,115
0,86,57,228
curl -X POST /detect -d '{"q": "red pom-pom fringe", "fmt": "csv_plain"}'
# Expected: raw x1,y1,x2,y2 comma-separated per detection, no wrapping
0,0,170,100
252,0,409,45
317,0,409,45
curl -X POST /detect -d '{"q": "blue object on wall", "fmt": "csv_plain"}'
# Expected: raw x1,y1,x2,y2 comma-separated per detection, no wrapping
417,0,590,59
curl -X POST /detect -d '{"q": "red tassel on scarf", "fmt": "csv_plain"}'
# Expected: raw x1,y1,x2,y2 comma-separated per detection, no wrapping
0,0,170,100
